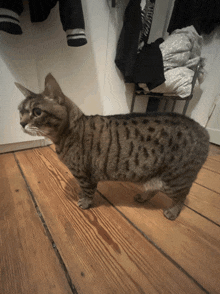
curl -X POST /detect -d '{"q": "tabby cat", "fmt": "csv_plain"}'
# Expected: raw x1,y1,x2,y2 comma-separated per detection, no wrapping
16,74,209,220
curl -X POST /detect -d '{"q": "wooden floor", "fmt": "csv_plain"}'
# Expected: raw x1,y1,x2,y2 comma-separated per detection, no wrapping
0,144,220,294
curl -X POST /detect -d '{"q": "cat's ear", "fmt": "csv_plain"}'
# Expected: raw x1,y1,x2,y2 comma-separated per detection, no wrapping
44,73,64,104
15,82,36,98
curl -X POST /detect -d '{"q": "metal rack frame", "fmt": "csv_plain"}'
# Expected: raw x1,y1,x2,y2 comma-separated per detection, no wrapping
130,60,201,115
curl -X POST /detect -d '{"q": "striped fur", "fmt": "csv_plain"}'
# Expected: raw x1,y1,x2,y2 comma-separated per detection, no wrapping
17,74,209,220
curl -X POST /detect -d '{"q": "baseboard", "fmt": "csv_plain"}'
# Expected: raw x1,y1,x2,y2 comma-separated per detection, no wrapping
206,127,220,146
0,139,52,154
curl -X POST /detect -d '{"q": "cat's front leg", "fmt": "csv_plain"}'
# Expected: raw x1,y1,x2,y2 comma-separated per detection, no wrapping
76,177,97,209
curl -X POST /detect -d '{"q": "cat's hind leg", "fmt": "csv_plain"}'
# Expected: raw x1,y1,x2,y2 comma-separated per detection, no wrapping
163,187,190,220
76,177,97,209
78,195,93,209
134,178,163,203
163,200,185,220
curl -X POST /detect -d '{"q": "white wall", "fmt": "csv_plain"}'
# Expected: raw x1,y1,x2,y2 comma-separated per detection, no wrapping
34,1,102,116
189,27,220,126
0,1,103,147
0,4,42,146
0,57,38,145
194,26,220,145
101,0,134,115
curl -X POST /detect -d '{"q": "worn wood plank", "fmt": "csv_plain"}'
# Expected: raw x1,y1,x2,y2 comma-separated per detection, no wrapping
208,154,220,162
0,153,72,294
208,143,220,158
187,183,220,225
15,147,205,294
50,144,56,152
184,157,220,223
202,157,220,174
196,166,220,194
98,181,220,294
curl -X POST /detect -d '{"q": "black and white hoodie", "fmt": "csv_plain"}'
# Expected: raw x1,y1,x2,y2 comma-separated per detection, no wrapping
0,0,87,47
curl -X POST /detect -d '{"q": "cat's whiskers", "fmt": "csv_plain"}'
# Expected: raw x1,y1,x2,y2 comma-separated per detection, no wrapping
24,125,45,136
37,130,48,136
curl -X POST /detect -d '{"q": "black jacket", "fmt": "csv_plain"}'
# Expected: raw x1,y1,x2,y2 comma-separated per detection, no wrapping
168,0,220,35
115,0,157,84
115,0,142,83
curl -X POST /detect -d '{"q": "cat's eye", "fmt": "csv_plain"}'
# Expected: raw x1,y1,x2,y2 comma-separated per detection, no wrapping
32,108,42,116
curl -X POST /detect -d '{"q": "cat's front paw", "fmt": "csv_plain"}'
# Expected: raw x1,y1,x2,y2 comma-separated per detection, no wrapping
78,198,93,209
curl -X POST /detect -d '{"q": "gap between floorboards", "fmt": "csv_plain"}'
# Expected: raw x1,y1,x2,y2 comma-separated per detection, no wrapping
13,152,78,294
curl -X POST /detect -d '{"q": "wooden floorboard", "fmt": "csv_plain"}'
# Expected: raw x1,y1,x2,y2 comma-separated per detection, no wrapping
208,143,220,157
98,180,220,294
0,153,73,294
187,183,220,225
203,157,220,174
195,167,220,194
14,147,206,294
1,144,220,294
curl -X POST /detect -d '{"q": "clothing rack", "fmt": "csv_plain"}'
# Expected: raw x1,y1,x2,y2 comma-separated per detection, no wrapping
130,59,202,115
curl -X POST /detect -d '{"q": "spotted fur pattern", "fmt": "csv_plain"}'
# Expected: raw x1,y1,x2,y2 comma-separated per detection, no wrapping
17,74,209,220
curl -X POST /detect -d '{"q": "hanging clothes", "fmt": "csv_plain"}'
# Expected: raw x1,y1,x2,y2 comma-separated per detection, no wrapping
133,38,165,90
0,0,87,47
138,0,155,52
115,0,156,83
115,0,142,83
168,0,220,35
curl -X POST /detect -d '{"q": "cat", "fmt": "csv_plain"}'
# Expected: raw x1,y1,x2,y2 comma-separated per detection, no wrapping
16,74,209,220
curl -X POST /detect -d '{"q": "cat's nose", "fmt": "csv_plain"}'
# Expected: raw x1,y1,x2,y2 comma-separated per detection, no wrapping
20,122,27,128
